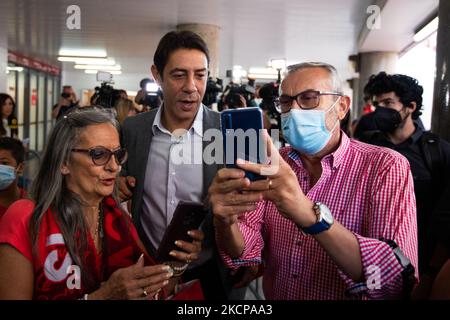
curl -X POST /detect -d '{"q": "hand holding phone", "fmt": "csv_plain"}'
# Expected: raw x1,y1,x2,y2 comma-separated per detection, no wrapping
156,201,206,264
221,107,267,181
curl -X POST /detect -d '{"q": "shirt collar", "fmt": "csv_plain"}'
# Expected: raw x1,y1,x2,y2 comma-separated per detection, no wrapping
287,130,350,170
328,131,350,169
152,104,204,138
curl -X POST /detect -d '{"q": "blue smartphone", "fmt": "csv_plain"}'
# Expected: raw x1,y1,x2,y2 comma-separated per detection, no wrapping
221,107,267,181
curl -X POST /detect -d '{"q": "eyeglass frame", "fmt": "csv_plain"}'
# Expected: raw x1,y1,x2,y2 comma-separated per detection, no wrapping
275,89,343,113
71,146,128,166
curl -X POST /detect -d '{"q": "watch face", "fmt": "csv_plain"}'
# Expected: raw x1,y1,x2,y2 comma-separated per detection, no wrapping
319,204,334,225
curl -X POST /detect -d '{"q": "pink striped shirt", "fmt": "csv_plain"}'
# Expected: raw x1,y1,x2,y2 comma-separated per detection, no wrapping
217,133,418,300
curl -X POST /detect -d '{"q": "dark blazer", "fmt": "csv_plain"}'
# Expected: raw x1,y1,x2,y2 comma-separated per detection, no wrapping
121,106,243,298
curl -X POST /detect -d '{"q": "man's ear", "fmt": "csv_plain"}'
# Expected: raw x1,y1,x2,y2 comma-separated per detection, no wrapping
151,65,162,86
338,96,351,120
409,101,417,113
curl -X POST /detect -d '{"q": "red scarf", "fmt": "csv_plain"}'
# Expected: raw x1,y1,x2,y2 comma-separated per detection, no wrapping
32,196,154,300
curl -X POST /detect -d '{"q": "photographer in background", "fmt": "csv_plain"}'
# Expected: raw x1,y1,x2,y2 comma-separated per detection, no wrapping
52,85,79,120
134,78,163,112
259,82,281,133
221,81,256,110
90,83,123,110
202,77,223,108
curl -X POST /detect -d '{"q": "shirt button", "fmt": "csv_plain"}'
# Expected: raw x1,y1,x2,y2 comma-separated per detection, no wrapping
172,172,176,176
170,200,175,205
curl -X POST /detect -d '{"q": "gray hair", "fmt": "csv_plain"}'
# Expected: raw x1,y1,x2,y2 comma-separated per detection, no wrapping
30,107,120,288
286,62,343,94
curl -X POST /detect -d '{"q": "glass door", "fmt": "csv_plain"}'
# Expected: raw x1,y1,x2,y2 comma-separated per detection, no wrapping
29,71,38,151
37,74,46,151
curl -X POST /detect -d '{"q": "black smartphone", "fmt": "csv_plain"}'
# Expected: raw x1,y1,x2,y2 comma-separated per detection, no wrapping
155,201,206,263
221,107,267,181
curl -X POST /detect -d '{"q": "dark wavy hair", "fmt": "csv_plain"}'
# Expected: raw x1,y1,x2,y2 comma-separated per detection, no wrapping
364,72,423,120
0,93,17,136
153,30,209,77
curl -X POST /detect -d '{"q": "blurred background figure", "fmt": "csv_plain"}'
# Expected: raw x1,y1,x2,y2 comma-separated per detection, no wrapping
114,98,137,126
0,137,25,219
0,94,18,139
134,78,163,112
52,85,80,120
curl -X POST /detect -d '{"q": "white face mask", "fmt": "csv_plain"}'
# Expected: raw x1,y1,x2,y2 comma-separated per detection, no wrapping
0,164,16,190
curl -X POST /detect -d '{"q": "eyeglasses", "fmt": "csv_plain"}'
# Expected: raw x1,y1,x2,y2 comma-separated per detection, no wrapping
71,146,128,166
275,90,342,113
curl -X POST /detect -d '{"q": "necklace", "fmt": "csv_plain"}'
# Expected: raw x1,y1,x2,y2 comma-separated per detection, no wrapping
92,206,104,250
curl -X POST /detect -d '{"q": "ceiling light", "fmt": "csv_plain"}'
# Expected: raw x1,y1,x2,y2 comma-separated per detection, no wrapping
84,70,122,75
74,64,121,71
247,74,278,80
232,65,247,79
248,67,279,80
58,49,107,58
414,17,439,42
58,57,116,65
6,66,24,72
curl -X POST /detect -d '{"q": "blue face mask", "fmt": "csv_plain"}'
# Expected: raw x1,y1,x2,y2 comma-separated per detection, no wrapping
0,164,16,190
281,98,340,155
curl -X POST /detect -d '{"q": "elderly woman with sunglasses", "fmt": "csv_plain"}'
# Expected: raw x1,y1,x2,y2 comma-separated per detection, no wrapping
0,108,203,300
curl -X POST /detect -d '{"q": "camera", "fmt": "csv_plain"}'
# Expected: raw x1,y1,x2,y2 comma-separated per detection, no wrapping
223,81,256,109
259,82,279,112
61,92,71,99
137,78,163,109
89,71,123,108
203,77,223,107
259,82,282,132
91,82,122,109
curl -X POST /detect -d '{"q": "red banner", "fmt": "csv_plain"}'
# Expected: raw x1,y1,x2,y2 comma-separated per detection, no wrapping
8,51,61,76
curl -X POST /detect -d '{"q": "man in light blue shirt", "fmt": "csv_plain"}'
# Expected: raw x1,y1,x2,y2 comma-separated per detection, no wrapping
120,30,246,300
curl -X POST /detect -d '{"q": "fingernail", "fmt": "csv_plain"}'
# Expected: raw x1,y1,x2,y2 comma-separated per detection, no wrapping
187,231,192,236
236,158,244,164
162,280,169,286
174,241,180,246
166,271,173,278
169,251,176,256
162,265,171,271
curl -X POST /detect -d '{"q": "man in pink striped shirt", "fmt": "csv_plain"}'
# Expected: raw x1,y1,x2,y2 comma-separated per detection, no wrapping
209,62,418,299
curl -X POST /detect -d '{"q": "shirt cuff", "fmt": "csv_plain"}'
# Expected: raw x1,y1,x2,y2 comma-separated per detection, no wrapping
337,233,404,299
216,221,263,270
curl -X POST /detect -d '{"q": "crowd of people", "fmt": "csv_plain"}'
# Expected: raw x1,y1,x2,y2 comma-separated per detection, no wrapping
0,29,449,300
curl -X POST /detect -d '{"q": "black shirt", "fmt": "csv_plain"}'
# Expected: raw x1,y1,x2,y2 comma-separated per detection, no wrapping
361,126,450,273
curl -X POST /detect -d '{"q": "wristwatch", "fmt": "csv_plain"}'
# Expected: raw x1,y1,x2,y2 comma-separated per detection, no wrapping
300,202,334,235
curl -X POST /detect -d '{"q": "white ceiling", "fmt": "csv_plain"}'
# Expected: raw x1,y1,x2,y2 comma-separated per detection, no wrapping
0,0,439,86
359,0,439,53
